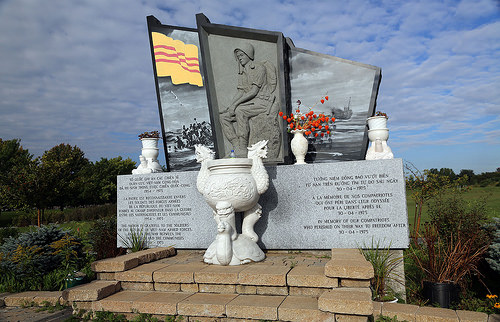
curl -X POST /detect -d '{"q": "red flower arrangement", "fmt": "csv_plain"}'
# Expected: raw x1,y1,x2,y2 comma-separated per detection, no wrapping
278,95,335,138
138,130,161,140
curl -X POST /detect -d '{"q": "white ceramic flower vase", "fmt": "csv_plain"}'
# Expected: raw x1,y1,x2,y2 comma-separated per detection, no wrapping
131,138,163,174
367,116,388,130
290,129,308,164
366,117,393,160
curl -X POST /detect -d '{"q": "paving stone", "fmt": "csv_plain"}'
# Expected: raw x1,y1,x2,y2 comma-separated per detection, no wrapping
235,285,257,295
226,294,286,320
382,303,418,322
91,253,140,272
415,306,459,322
136,247,176,264
195,265,247,284
278,295,335,322
121,281,155,291
318,288,373,316
0,305,73,322
115,262,170,282
340,278,371,288
177,293,238,317
287,265,338,288
256,286,288,296
154,283,181,292
488,314,500,322
372,300,383,319
289,286,328,297
153,263,207,283
93,290,151,312
324,257,374,280
131,291,193,315
32,291,63,306
335,313,370,321
72,301,93,312
97,272,115,280
181,283,199,293
4,291,39,306
331,249,366,260
238,265,291,286
456,310,488,322
199,284,236,294
62,280,120,302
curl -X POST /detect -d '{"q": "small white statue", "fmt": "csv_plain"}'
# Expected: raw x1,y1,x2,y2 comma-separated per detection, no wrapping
132,155,153,174
366,138,393,160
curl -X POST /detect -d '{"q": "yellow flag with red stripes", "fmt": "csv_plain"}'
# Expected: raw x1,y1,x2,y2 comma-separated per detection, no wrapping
151,32,203,87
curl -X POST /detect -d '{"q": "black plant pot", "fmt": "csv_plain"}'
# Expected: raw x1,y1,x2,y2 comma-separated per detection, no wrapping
423,281,460,308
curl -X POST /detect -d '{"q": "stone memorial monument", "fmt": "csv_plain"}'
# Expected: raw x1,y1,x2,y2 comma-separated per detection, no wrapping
118,14,409,257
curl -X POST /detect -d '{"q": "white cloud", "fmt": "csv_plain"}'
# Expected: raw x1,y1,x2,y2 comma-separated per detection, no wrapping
0,0,498,172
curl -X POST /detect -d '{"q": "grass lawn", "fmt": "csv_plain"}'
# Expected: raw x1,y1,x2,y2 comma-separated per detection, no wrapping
406,185,500,231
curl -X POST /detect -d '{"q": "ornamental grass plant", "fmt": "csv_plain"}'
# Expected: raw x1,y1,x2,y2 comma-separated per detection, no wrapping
407,223,489,289
361,239,403,301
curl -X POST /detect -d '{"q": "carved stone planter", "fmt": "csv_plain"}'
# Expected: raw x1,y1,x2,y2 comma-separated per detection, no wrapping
195,141,269,266
203,158,259,212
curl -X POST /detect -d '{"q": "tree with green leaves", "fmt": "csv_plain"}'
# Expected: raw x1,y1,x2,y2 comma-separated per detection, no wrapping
40,144,89,209
0,139,34,212
405,162,468,238
79,157,136,205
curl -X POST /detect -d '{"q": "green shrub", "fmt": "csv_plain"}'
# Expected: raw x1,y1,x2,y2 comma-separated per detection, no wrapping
0,225,83,276
485,217,500,274
428,193,491,249
88,216,125,260
0,227,19,244
0,225,84,291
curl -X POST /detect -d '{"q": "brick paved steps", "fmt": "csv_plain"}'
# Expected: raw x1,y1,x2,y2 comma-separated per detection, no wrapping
91,291,335,321
72,248,376,320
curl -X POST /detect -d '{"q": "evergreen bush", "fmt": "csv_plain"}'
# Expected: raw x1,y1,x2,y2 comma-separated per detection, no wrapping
485,217,500,274
0,225,83,277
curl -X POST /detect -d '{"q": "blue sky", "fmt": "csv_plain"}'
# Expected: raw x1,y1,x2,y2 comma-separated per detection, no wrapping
0,0,499,174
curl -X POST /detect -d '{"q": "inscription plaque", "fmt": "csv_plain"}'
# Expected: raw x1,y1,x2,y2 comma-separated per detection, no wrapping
117,159,409,249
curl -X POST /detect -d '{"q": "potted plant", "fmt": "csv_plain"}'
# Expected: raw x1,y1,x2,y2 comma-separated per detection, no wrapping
361,239,403,302
278,95,335,164
367,111,388,130
407,223,489,308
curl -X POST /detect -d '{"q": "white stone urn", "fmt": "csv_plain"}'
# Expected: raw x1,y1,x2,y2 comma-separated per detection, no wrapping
203,159,260,212
195,140,269,265
367,115,388,130
366,115,393,160
290,129,308,164
132,138,162,174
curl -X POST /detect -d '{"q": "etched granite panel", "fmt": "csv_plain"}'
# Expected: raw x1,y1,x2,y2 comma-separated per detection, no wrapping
117,159,409,249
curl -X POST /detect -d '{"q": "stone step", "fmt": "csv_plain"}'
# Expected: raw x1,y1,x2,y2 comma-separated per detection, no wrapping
98,249,373,297
62,280,121,302
91,247,176,273
3,291,64,307
91,290,339,321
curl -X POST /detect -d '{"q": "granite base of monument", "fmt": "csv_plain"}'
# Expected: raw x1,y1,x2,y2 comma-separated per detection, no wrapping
117,158,409,249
